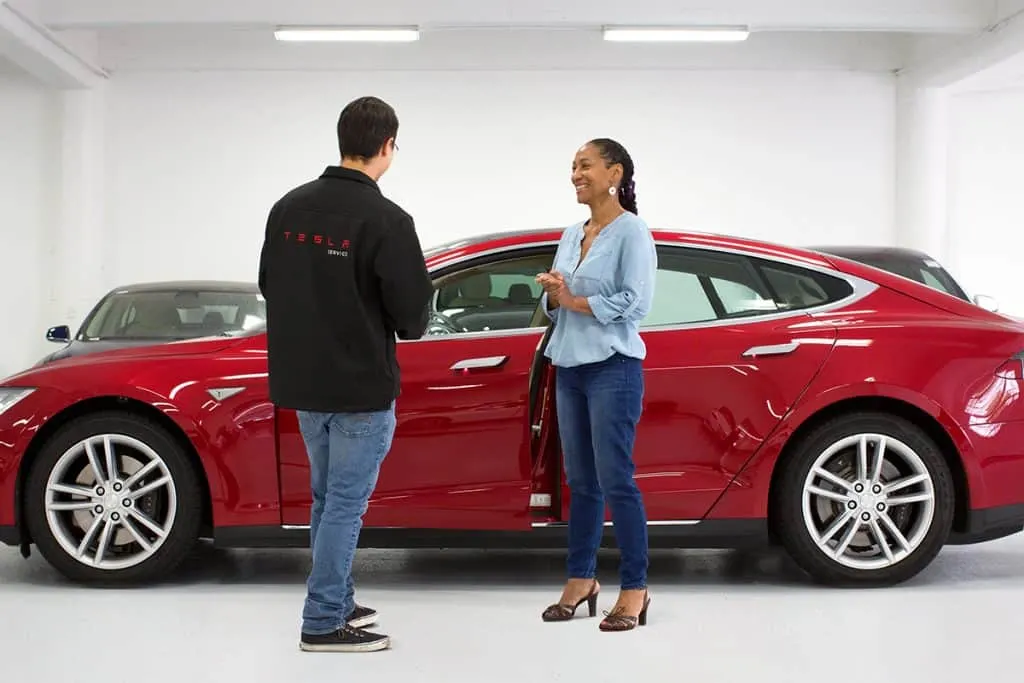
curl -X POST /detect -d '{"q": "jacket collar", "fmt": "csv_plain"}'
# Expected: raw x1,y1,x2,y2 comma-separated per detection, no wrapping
321,165,380,191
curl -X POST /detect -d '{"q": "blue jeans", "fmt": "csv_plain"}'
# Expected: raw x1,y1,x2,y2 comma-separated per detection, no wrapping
556,353,648,590
296,402,396,635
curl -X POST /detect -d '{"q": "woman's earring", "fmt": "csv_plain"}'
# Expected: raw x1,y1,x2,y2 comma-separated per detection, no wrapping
609,186,617,195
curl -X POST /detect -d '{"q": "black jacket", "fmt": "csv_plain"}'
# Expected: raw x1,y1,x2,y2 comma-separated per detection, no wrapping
258,166,433,413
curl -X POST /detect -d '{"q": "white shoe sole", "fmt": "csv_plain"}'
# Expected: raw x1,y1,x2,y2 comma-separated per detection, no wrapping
299,637,391,653
347,613,378,629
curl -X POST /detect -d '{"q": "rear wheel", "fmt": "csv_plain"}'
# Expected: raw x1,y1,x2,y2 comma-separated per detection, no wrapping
24,411,203,585
774,412,955,586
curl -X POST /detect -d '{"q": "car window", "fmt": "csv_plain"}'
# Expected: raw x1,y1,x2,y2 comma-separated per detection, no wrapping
429,251,554,335
643,247,777,328
754,260,853,311
644,269,717,326
642,246,854,328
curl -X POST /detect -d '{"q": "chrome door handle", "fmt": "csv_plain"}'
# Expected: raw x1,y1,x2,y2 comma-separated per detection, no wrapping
742,342,800,358
450,355,509,371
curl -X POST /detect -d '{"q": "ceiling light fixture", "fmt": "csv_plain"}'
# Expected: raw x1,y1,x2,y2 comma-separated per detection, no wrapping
274,27,420,42
603,27,750,42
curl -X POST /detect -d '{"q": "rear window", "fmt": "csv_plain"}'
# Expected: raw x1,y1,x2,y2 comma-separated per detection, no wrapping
754,259,854,311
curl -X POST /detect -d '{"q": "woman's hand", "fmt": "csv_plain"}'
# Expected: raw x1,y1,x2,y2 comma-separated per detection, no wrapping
536,271,563,290
536,271,590,315
537,271,567,310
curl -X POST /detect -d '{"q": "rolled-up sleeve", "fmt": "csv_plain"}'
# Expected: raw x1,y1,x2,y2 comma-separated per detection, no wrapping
586,227,657,325
540,228,573,323
541,291,560,322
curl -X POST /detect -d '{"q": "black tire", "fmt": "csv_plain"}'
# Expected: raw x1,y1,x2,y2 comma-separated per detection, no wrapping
773,411,955,587
23,411,203,586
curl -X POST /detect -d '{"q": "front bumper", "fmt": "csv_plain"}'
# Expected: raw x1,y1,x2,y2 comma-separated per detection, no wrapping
0,525,18,546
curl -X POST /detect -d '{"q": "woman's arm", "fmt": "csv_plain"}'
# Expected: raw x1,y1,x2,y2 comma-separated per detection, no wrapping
539,228,575,321
566,225,656,324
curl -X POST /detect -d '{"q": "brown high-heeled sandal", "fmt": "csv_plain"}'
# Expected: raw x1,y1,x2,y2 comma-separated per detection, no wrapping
541,580,600,621
599,590,650,631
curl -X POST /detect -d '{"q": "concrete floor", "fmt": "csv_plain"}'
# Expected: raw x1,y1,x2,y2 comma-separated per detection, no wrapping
1,534,1023,683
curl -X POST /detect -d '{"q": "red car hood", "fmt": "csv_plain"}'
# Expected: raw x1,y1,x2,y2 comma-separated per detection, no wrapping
58,335,240,363
1,335,242,385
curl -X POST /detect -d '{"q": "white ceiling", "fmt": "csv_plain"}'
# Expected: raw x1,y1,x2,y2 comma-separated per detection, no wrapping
24,0,1009,33
2,0,1024,78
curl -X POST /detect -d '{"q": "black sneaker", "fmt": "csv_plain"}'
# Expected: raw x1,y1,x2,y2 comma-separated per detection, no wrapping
347,604,377,628
299,625,390,652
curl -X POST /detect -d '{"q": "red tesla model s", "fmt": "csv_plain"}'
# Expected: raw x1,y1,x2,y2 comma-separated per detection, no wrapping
2,228,1024,588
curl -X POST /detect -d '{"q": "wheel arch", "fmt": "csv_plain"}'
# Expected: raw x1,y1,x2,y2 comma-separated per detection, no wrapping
766,394,971,537
14,395,214,546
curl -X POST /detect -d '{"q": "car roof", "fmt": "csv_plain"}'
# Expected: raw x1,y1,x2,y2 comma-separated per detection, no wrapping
106,280,261,294
424,226,838,268
808,245,935,261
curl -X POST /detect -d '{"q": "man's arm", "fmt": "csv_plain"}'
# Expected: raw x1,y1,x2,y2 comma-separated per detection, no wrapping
257,201,282,298
374,214,433,340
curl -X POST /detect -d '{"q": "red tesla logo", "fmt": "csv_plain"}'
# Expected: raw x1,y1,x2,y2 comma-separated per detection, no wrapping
282,232,350,257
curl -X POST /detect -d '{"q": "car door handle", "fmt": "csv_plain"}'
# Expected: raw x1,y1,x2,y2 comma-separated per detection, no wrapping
450,355,509,372
742,342,800,358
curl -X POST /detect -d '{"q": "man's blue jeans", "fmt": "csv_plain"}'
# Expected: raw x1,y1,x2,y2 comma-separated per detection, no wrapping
556,353,648,590
296,402,396,635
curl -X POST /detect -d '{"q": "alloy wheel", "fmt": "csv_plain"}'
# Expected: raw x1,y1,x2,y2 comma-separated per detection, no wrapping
800,432,936,571
43,433,178,571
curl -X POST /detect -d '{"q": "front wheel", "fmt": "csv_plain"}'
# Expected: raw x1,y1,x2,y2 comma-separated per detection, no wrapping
23,411,203,585
774,412,956,587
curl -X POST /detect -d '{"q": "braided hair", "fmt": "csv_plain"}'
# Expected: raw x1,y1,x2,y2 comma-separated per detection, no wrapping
589,137,638,215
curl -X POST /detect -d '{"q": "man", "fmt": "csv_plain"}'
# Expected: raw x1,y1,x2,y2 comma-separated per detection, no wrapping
258,96,433,653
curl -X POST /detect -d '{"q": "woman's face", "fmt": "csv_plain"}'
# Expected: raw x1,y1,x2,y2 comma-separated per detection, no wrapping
571,143,620,205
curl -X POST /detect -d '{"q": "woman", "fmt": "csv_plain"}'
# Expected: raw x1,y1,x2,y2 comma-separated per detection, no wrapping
536,138,657,632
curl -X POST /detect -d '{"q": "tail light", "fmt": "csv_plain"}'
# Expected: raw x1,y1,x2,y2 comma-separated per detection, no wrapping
995,351,1024,380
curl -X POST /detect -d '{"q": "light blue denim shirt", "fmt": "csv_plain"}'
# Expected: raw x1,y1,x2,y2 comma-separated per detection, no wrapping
541,211,657,368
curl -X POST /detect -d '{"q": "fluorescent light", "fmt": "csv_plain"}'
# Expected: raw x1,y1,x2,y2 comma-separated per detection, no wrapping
274,28,419,42
603,27,749,42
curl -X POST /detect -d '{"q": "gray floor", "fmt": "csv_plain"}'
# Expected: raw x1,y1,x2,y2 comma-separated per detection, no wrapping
2,534,1023,683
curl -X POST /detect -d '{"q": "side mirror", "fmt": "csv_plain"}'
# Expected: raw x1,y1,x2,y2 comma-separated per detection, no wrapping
46,325,71,343
973,294,999,312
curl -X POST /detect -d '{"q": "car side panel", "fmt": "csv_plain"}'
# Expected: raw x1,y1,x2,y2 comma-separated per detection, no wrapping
111,340,282,527
277,331,543,530
705,289,1024,520
1,344,283,533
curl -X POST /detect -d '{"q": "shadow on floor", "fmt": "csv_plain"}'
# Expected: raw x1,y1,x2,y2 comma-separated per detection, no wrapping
166,545,809,588
4,539,1024,590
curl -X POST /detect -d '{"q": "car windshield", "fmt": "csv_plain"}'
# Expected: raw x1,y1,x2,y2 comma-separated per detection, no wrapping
80,289,266,340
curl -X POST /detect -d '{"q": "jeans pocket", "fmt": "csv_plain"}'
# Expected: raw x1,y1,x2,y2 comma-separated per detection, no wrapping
335,410,388,437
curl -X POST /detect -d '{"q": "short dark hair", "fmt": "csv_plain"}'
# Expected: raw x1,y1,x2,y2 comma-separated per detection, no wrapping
337,96,399,160
589,138,638,215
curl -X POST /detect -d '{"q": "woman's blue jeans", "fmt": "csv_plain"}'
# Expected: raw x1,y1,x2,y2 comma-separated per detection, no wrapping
556,353,648,590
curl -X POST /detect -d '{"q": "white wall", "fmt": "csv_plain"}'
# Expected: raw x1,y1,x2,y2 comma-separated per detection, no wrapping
947,87,1024,314
0,72,54,379
102,69,896,286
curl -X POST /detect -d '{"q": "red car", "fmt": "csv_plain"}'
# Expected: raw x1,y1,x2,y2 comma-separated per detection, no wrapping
2,228,1024,588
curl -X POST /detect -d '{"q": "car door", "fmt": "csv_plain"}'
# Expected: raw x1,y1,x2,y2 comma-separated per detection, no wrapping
557,243,852,524
277,246,556,531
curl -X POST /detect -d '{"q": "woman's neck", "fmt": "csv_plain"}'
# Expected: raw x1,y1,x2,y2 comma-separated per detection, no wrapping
587,197,624,230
